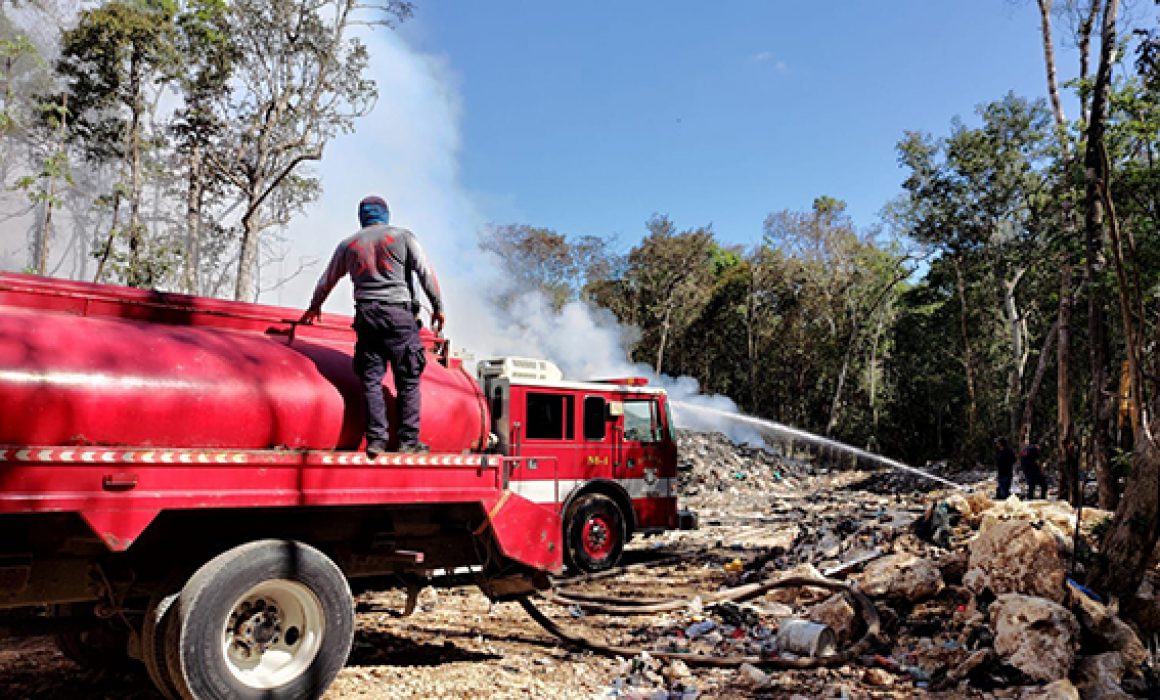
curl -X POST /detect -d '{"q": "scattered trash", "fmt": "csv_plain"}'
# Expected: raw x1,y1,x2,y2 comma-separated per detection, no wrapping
776,619,836,658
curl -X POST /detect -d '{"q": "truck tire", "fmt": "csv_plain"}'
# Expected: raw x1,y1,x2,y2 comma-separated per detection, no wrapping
164,540,354,700
51,603,134,671
564,493,626,573
142,592,180,699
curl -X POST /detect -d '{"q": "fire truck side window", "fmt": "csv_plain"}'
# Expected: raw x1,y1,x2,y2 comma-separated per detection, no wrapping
583,397,606,440
526,392,575,440
623,399,660,442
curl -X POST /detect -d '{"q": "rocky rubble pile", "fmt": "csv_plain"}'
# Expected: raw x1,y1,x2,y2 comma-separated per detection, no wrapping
633,432,1159,698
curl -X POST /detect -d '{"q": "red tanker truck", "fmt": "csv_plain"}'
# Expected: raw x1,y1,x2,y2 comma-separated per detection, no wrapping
0,272,692,699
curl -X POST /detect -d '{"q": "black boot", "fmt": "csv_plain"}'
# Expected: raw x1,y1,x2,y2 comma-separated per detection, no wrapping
366,439,388,460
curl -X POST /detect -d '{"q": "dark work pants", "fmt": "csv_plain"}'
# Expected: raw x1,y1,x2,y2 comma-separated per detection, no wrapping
353,301,426,446
996,474,1012,499
1023,467,1048,500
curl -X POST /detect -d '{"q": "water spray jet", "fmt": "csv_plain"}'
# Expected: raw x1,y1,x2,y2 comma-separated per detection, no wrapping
670,400,967,491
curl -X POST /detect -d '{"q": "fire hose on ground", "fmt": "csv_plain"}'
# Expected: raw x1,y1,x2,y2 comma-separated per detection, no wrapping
517,572,882,669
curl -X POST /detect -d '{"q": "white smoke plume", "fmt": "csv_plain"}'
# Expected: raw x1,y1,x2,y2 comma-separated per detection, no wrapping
268,30,763,445
0,21,761,445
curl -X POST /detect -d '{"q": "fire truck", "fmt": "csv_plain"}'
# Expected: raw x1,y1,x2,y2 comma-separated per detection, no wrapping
0,272,692,699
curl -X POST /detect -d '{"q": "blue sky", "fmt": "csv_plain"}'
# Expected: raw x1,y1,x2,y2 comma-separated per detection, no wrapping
391,2,1102,250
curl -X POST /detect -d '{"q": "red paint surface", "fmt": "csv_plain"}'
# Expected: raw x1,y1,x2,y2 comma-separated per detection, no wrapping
0,273,488,452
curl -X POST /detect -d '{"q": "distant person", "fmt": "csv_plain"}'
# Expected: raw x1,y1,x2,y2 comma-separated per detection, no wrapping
1020,439,1047,500
300,195,445,458
994,437,1016,499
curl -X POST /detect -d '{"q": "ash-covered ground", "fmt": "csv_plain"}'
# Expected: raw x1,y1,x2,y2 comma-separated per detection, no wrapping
0,431,1153,699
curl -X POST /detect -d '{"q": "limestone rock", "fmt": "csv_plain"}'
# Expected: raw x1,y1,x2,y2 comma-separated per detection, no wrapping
862,668,893,686
948,648,993,682
1073,652,1126,688
857,553,944,601
991,593,1080,682
964,520,1066,602
964,489,993,526
808,593,856,644
937,549,969,585
1065,583,1146,667
1019,679,1080,700
1077,681,1133,700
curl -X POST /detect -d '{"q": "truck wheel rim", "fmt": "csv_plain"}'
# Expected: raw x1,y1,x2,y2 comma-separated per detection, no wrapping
581,515,614,559
222,579,325,690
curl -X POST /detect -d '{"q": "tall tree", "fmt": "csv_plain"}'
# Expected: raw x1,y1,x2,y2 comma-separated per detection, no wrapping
897,95,1055,456
171,0,234,294
627,215,715,375
1089,0,1160,601
57,0,178,287
220,0,412,301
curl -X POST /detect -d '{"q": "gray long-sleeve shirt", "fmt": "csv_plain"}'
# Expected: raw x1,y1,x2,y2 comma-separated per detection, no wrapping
308,224,443,313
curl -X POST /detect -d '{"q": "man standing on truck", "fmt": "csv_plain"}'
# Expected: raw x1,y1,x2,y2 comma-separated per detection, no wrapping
300,195,445,458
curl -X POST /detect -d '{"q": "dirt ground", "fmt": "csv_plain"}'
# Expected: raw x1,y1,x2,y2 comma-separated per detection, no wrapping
0,435,1044,699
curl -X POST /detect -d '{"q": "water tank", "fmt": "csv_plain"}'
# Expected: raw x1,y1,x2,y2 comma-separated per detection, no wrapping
0,274,489,453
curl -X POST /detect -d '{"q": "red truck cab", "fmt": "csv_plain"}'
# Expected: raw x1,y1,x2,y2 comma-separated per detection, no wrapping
480,358,694,572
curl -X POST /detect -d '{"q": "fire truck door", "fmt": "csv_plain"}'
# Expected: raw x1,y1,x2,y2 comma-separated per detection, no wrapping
616,397,663,485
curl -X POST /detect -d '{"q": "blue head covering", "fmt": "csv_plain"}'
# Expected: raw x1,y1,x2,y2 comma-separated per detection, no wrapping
358,196,390,227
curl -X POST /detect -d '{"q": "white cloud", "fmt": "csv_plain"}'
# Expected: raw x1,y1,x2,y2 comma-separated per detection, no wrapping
750,51,789,74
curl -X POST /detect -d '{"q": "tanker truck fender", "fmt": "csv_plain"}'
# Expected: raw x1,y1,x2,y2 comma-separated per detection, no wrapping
163,539,353,700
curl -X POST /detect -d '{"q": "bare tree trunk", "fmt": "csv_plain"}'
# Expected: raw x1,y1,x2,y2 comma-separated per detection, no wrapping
1083,0,1119,511
1020,318,1060,445
655,299,673,375
235,203,261,302
126,51,144,287
954,258,979,447
827,336,854,437
1103,169,1151,437
1078,0,1100,114
1036,0,1090,505
94,188,123,284
746,271,758,413
1003,269,1027,440
1091,416,1159,600
869,308,885,431
1037,0,1068,129
183,142,204,295
1058,263,1079,504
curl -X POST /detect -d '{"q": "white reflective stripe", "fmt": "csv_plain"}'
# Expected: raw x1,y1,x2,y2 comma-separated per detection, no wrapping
37,449,53,461
0,369,199,390
16,449,31,461
0,450,8,461
507,479,572,504
506,477,677,504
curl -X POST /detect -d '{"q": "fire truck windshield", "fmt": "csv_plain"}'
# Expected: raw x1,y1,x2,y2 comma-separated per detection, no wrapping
623,399,661,442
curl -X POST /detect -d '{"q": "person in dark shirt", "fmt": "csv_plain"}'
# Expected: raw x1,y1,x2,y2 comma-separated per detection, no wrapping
994,437,1016,499
301,196,445,458
1020,440,1047,500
